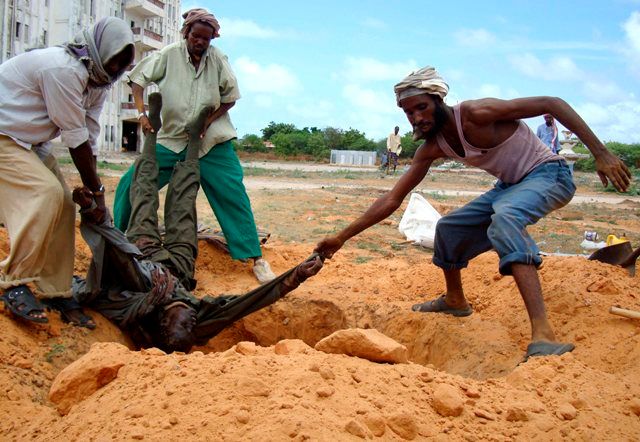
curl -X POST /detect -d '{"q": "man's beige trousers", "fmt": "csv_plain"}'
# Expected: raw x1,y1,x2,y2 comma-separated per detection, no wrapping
0,136,75,297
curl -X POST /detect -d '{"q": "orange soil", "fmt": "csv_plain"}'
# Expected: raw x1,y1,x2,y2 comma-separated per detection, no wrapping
1,223,640,440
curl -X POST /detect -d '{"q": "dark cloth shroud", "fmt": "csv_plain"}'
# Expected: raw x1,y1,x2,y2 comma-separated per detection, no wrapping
73,220,310,348
72,90,315,349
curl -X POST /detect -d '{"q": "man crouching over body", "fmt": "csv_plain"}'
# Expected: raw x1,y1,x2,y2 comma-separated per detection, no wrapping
315,66,631,361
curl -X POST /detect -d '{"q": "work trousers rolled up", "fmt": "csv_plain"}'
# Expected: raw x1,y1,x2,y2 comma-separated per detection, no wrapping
432,160,575,276
0,136,75,297
113,141,261,260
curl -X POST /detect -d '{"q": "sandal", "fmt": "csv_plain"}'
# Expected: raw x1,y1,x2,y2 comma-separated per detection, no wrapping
522,341,575,363
42,297,96,330
1,285,48,323
411,294,473,317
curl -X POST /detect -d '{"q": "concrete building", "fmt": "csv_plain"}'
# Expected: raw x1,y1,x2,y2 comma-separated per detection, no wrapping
0,0,182,153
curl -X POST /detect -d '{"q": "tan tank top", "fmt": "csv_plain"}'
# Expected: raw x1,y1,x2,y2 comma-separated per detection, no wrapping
436,104,562,183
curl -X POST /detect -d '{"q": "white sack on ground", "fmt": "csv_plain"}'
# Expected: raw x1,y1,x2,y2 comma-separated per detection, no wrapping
398,193,441,249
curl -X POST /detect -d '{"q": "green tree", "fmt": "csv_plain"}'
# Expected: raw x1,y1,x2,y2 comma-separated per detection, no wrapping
261,121,297,140
239,134,267,153
400,132,422,158
343,128,375,151
271,132,310,156
271,132,295,156
307,132,328,158
323,127,344,150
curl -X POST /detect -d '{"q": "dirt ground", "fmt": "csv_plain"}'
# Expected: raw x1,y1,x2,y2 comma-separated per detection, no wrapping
1,161,640,440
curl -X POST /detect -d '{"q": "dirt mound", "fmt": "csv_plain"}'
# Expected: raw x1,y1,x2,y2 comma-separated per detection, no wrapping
18,341,640,441
1,227,640,440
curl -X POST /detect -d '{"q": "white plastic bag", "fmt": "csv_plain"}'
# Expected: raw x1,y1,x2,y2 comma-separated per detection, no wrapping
580,239,607,250
398,193,441,249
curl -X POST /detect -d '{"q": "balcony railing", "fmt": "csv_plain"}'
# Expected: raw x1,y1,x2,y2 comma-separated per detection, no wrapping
131,27,163,43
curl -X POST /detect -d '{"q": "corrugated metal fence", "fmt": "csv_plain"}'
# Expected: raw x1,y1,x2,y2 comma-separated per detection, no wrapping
329,150,377,166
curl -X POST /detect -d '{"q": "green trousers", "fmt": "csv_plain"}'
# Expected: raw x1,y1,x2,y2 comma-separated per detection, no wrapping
114,142,261,260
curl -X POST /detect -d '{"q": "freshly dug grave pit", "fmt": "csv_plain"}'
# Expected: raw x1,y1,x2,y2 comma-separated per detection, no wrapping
1,231,640,440
196,241,640,381
201,297,522,380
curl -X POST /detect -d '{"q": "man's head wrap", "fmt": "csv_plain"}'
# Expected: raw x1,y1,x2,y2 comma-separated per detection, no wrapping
181,8,221,39
63,17,134,88
394,66,449,104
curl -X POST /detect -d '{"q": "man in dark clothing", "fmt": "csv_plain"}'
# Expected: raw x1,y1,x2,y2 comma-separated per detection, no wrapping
73,93,323,352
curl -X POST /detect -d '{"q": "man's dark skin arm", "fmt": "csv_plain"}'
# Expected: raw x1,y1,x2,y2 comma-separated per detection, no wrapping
315,145,440,258
131,82,154,134
199,101,235,139
463,96,632,192
69,142,106,224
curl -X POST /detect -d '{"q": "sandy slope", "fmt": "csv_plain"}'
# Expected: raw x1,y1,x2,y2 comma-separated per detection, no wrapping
1,224,640,440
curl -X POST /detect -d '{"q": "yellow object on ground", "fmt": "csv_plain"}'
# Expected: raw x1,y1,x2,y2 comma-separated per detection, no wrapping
606,234,629,246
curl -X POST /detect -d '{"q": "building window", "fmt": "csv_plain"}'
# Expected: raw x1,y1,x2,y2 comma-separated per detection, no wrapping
110,126,115,143
25,24,29,43
15,22,21,39
42,30,47,46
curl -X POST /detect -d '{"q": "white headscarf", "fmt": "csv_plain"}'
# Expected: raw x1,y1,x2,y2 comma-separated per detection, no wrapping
394,66,449,104
64,17,134,88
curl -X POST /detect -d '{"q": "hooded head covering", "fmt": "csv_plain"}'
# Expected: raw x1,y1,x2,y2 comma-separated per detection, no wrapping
64,17,134,88
394,66,449,104
181,8,221,38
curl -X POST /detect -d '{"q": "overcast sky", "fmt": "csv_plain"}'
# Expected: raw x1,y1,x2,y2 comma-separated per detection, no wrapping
182,0,640,143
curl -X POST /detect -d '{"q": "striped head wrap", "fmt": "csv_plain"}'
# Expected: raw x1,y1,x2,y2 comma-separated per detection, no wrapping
181,8,221,38
394,66,449,104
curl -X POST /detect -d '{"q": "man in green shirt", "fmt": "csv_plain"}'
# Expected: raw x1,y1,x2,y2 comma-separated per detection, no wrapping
113,8,276,283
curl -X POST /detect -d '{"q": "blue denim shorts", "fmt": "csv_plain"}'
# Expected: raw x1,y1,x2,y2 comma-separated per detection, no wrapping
432,160,576,275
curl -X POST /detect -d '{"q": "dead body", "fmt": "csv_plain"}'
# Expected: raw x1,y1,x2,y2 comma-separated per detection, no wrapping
73,93,322,352
72,223,321,352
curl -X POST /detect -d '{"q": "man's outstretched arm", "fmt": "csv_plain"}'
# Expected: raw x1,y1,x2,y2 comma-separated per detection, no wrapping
465,96,631,192
315,144,436,258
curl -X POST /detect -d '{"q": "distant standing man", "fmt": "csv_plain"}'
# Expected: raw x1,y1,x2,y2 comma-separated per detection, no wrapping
386,126,402,174
316,66,631,361
113,8,276,284
0,17,134,325
536,114,560,154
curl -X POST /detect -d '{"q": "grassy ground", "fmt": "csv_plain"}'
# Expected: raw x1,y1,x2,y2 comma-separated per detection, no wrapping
62,158,640,257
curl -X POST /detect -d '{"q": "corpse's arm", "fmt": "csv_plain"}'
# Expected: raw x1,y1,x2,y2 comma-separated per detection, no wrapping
279,255,324,295
464,97,631,192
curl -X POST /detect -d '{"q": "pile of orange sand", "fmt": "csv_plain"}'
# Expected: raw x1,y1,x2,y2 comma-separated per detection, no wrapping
1,226,640,440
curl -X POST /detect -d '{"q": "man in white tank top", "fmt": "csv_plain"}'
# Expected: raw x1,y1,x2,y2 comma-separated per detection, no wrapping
315,66,631,361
